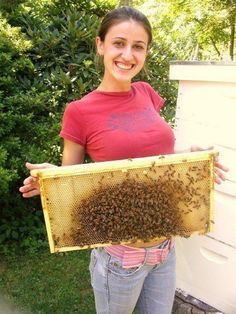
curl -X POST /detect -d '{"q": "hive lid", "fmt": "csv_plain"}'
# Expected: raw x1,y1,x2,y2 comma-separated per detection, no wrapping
169,61,236,83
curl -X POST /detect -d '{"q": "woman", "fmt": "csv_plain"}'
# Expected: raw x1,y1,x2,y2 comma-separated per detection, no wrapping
19,6,228,314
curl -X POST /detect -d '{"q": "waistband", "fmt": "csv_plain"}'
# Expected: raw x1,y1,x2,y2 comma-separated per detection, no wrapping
105,239,175,269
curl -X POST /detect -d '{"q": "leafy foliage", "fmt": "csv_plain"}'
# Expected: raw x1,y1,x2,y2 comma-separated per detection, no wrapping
1,0,234,252
0,0,114,253
137,0,236,60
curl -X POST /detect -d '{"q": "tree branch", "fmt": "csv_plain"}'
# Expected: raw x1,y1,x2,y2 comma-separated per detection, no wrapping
210,37,221,58
229,13,235,60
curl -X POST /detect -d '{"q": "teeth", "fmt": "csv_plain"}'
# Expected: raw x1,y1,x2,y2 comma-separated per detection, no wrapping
116,62,133,70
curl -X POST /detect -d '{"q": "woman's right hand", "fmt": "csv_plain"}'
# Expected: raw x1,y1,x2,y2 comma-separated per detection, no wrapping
19,162,57,198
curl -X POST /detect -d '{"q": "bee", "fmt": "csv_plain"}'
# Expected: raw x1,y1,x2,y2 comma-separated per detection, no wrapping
98,175,105,185
72,173,205,246
53,236,60,246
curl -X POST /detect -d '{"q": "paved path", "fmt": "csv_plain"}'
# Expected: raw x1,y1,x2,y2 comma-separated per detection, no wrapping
172,290,224,314
0,296,21,314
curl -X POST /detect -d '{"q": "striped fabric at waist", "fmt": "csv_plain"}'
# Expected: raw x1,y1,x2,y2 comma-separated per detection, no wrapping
105,239,175,269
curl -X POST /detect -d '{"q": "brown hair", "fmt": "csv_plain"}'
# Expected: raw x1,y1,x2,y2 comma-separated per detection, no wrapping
97,6,152,46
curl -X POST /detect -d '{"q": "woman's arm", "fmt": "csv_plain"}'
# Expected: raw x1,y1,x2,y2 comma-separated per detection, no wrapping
19,139,85,197
62,139,85,165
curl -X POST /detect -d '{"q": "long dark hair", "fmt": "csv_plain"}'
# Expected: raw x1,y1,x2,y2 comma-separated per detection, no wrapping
97,6,152,46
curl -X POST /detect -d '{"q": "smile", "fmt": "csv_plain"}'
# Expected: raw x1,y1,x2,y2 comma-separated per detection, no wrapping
115,62,134,70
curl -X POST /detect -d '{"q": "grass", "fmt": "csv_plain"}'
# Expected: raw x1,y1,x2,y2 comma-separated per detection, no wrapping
0,248,96,314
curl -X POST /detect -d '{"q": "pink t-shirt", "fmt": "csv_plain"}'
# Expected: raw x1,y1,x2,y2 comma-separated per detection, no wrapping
60,81,175,161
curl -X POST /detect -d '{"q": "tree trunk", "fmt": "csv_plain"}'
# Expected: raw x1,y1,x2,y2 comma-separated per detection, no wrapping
229,13,235,60
210,37,221,58
191,43,200,60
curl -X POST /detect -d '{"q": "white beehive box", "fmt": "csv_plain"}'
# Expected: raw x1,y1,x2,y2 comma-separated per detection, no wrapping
169,61,236,314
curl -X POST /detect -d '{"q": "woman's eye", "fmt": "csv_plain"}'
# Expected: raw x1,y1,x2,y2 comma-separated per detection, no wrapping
114,41,124,47
134,45,144,50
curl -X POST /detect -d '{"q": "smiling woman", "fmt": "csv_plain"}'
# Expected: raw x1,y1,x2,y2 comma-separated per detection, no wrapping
96,20,148,91
19,5,228,314
95,8,151,92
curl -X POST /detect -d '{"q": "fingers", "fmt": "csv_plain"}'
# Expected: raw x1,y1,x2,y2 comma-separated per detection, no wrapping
19,183,40,197
214,176,222,185
20,162,56,198
25,162,42,170
214,166,229,181
214,169,225,183
19,179,38,191
21,188,40,198
214,161,229,173
25,162,55,170
214,162,229,184
19,175,40,198
23,176,37,185
190,146,229,185
191,145,214,152
19,184,40,197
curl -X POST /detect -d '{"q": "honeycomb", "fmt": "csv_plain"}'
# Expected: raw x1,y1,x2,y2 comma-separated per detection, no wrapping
32,151,216,253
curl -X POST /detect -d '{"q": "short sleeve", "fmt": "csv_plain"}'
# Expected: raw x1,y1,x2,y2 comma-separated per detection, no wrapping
142,82,165,113
59,101,86,146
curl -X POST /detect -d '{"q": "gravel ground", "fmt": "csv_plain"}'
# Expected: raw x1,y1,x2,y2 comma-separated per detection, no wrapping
0,296,22,314
172,290,224,314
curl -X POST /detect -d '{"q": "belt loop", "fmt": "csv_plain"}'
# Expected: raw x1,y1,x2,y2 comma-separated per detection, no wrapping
160,247,164,263
143,248,149,265
160,240,169,263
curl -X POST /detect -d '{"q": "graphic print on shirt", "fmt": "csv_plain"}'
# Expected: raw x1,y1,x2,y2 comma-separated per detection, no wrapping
106,106,157,133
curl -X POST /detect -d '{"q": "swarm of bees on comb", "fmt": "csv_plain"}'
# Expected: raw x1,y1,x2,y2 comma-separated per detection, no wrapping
70,160,212,247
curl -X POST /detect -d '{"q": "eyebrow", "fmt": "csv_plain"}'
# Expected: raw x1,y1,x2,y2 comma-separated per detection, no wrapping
112,37,147,45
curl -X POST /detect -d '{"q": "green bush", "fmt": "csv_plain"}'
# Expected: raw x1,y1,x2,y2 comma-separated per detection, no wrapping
146,42,178,125
0,0,114,253
0,0,178,253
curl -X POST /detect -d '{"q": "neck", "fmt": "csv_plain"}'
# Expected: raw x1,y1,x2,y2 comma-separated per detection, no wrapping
97,76,131,92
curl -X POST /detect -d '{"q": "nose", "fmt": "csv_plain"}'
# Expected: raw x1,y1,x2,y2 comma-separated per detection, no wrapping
121,46,133,61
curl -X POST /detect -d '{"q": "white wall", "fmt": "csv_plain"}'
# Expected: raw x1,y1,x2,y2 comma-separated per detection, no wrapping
170,61,236,314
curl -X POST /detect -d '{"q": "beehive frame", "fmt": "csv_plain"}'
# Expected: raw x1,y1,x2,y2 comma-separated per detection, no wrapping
31,150,216,253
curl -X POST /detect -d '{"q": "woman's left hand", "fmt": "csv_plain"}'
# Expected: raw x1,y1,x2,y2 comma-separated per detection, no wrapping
190,145,229,185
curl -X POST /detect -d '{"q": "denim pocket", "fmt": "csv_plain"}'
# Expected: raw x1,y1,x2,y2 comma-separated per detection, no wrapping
107,254,141,277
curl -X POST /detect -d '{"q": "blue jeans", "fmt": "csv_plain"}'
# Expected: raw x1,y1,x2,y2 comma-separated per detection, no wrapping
89,244,176,314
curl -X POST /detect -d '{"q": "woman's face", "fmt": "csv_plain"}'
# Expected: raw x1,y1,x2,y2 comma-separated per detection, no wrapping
96,20,149,88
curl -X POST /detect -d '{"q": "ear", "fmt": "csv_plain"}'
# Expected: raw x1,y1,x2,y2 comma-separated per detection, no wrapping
96,36,104,56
